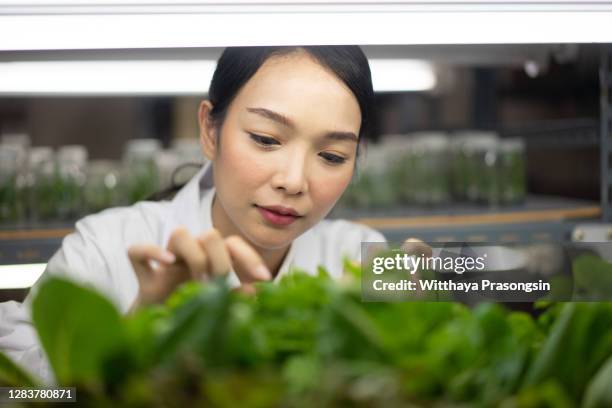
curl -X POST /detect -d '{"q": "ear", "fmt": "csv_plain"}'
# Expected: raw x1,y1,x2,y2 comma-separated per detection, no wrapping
198,100,217,161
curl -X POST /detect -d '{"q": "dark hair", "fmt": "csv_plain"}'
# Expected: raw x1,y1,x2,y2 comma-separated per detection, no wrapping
207,46,374,146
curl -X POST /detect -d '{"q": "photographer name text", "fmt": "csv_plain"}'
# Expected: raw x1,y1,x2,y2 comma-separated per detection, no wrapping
372,279,550,293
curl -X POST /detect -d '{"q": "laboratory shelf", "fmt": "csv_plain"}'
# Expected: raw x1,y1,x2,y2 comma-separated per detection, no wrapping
0,225,73,264
601,44,612,221
330,195,600,243
331,195,598,220
0,196,599,264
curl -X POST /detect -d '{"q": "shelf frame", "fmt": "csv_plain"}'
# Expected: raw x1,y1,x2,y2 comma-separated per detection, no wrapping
601,44,612,222
2,4,612,50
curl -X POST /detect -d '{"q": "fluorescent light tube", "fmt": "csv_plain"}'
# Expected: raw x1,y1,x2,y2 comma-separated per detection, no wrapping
0,263,46,289
1,11,612,50
370,59,436,92
0,60,217,95
0,58,435,95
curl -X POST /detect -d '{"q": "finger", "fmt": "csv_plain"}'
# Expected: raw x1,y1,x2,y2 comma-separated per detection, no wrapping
128,244,176,265
232,283,257,296
224,235,272,283
363,242,389,267
401,238,432,258
198,229,232,278
167,227,208,281
128,245,153,279
128,244,176,277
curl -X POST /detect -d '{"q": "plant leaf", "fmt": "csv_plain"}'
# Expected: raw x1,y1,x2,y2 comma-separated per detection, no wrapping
0,351,38,387
31,277,126,384
583,354,612,408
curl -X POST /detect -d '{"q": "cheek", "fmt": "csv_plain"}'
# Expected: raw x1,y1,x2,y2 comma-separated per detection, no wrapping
217,136,270,189
309,169,352,212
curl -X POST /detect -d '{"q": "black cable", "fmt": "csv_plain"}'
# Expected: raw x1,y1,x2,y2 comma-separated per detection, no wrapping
146,162,203,201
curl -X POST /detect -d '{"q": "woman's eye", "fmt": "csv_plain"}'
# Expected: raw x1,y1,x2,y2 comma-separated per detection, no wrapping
249,133,280,147
320,152,347,165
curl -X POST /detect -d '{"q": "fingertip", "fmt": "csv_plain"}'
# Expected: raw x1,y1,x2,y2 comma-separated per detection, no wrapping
171,225,189,238
209,227,221,237
160,250,176,264
254,265,272,281
239,283,257,296
127,246,137,258
224,235,240,245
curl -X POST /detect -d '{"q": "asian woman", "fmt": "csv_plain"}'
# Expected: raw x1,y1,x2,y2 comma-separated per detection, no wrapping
1,46,431,383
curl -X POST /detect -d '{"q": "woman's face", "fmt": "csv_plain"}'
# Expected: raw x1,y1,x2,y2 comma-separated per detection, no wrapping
202,50,362,250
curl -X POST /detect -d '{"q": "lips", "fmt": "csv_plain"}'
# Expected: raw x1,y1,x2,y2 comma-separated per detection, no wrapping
260,205,300,217
256,205,302,226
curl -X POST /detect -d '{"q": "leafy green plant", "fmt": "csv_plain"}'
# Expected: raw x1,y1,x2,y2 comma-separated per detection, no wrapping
0,351,37,387
1,259,612,407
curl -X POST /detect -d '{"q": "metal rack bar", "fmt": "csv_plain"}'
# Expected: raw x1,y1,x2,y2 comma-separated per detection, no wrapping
600,45,612,222
380,221,575,244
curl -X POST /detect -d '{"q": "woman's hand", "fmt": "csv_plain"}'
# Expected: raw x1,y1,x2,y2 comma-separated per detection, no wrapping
401,237,432,258
128,227,271,311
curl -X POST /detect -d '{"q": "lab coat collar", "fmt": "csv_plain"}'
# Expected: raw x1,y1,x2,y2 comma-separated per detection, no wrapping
169,162,213,237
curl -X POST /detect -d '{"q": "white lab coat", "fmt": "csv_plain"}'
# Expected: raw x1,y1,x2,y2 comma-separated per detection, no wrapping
0,163,385,383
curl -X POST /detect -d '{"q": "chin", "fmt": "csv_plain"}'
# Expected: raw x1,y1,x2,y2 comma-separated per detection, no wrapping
245,225,298,250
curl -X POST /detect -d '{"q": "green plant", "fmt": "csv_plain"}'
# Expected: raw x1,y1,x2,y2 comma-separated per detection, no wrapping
1,259,612,407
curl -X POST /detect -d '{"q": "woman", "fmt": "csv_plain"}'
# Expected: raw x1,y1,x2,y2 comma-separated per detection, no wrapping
124,45,386,309
1,45,389,381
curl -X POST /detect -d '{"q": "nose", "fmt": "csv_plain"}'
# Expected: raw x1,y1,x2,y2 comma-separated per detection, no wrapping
271,148,309,195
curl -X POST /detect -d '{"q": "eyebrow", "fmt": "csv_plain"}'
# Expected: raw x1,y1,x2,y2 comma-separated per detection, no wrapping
246,106,358,143
247,107,295,129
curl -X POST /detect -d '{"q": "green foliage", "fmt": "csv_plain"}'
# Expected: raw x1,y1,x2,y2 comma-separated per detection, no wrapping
0,351,37,387
339,171,397,209
573,254,612,300
1,265,611,407
31,278,126,385
583,354,612,408
0,173,25,223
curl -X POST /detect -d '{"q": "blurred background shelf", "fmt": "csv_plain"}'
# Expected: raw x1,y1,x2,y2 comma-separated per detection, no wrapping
331,195,599,220
379,221,587,244
0,196,600,264
0,233,69,265
332,195,600,242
